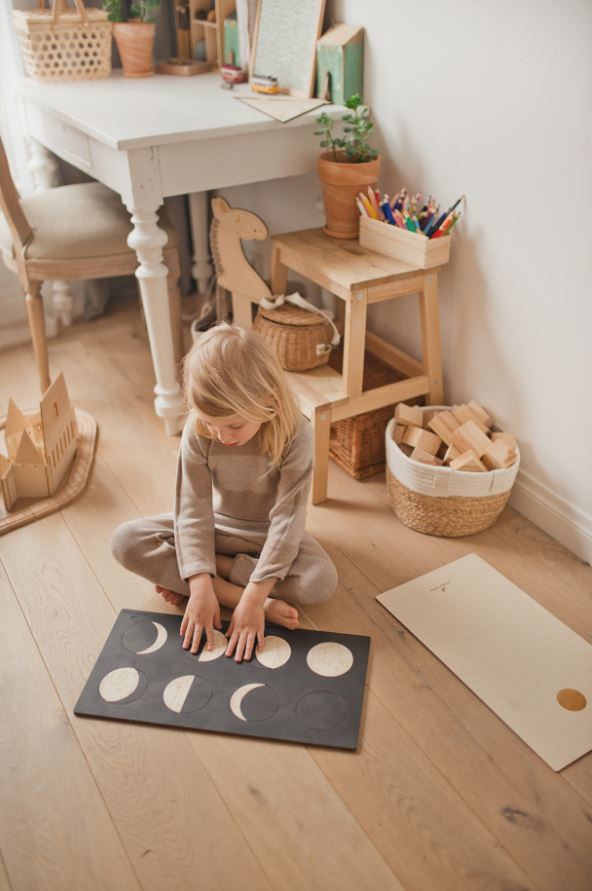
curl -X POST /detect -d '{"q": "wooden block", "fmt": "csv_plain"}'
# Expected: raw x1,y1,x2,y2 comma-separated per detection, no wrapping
392,424,405,444
491,431,517,449
467,401,493,429
411,448,443,467
428,410,459,446
394,403,423,428
451,420,491,458
402,425,442,456
450,450,487,472
443,444,461,464
452,404,488,434
421,409,439,427
436,441,449,461
482,440,517,470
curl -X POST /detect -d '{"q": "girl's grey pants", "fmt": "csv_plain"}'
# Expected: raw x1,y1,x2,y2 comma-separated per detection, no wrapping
111,513,338,606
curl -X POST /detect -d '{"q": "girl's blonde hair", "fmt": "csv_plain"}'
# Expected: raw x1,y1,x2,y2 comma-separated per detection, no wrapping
182,323,299,465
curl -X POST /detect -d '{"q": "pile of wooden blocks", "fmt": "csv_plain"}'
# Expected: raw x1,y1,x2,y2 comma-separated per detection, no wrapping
393,401,517,472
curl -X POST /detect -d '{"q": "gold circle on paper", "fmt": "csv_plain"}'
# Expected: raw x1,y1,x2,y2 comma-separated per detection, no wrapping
556,689,587,711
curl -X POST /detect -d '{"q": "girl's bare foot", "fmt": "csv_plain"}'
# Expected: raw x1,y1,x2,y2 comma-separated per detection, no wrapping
155,585,186,607
264,597,299,630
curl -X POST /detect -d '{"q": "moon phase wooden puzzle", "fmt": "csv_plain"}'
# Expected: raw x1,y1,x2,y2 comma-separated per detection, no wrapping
74,609,370,750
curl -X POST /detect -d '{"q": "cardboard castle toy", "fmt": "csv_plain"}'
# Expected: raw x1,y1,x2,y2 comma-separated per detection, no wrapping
0,373,78,511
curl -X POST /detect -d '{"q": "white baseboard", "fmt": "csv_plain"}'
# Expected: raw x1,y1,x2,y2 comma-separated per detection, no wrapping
510,469,592,566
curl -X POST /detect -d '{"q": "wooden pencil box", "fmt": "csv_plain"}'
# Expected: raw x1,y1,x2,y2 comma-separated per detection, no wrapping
359,216,452,269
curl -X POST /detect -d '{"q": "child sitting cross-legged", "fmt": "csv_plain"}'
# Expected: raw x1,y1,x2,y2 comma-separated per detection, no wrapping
111,323,338,663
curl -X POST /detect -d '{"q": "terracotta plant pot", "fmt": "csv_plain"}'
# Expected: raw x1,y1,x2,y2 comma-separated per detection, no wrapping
317,152,381,239
113,21,155,78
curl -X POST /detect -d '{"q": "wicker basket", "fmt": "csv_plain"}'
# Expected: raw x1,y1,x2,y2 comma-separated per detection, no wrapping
253,302,335,372
385,412,520,537
13,0,112,82
330,352,409,479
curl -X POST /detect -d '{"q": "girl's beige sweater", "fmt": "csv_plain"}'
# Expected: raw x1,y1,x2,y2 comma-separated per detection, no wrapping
174,416,313,583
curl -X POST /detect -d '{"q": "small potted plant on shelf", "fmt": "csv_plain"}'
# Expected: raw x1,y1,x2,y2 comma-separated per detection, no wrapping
316,94,380,239
104,0,160,78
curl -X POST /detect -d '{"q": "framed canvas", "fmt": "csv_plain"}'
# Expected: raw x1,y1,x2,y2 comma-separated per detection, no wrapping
250,0,326,98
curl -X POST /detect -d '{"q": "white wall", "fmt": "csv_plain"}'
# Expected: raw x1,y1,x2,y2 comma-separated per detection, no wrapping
222,0,592,562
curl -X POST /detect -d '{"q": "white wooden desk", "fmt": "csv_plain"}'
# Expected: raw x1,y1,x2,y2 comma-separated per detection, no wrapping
17,72,337,434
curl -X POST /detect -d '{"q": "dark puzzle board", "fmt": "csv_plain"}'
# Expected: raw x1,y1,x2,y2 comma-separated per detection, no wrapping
74,609,371,750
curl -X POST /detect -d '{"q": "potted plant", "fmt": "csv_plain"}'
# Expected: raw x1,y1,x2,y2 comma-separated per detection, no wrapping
316,94,381,239
104,0,160,78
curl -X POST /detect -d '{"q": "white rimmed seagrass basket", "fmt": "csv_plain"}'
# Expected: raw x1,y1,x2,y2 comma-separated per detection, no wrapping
385,410,520,537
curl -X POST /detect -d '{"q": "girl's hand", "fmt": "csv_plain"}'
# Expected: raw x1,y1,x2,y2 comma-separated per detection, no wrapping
181,574,222,654
225,595,265,663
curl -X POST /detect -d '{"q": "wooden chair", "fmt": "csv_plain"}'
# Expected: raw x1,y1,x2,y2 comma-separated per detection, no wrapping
0,137,183,394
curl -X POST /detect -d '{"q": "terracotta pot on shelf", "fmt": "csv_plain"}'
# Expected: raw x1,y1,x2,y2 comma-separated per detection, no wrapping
113,21,155,78
317,151,381,240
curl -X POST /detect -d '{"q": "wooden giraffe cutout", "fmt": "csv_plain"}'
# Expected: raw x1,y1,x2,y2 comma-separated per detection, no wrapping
210,196,272,328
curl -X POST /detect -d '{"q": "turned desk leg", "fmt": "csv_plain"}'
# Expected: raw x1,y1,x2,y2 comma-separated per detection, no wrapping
127,203,184,435
419,272,444,404
343,290,367,397
270,244,288,296
311,406,331,504
188,191,214,296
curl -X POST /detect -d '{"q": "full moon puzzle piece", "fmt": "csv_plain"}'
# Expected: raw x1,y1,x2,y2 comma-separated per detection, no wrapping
74,609,370,750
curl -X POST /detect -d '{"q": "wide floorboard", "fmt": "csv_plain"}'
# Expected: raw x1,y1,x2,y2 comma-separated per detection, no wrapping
1,299,591,891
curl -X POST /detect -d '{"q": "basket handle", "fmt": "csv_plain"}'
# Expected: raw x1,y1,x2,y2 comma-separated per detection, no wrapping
260,292,341,348
51,0,89,27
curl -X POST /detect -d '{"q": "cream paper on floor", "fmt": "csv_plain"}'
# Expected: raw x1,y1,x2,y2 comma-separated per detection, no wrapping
377,553,592,771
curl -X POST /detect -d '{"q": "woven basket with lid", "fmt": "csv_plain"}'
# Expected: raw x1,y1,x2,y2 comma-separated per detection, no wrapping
253,302,335,372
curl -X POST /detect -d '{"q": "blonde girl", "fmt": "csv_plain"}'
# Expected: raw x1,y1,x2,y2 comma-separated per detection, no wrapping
111,323,337,663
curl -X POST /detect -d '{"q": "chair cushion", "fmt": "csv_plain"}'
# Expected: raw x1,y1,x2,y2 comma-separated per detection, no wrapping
0,182,178,261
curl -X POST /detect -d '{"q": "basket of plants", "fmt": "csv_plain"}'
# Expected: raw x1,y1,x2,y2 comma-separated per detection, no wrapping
386,401,520,537
253,293,340,372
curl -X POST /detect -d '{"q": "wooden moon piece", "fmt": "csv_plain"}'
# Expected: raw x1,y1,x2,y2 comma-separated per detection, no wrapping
163,676,195,713
229,683,279,722
122,620,168,655
230,683,264,721
163,675,213,714
99,667,141,703
255,635,291,669
197,630,227,661
306,642,354,677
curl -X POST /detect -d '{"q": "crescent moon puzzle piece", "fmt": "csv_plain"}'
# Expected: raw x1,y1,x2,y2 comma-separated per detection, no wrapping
229,683,280,722
196,630,228,662
122,620,168,655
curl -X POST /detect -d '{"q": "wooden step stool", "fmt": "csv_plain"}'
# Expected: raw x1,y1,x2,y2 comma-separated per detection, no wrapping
270,229,445,503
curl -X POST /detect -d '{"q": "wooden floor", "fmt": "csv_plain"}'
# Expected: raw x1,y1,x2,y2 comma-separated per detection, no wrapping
1,298,591,891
